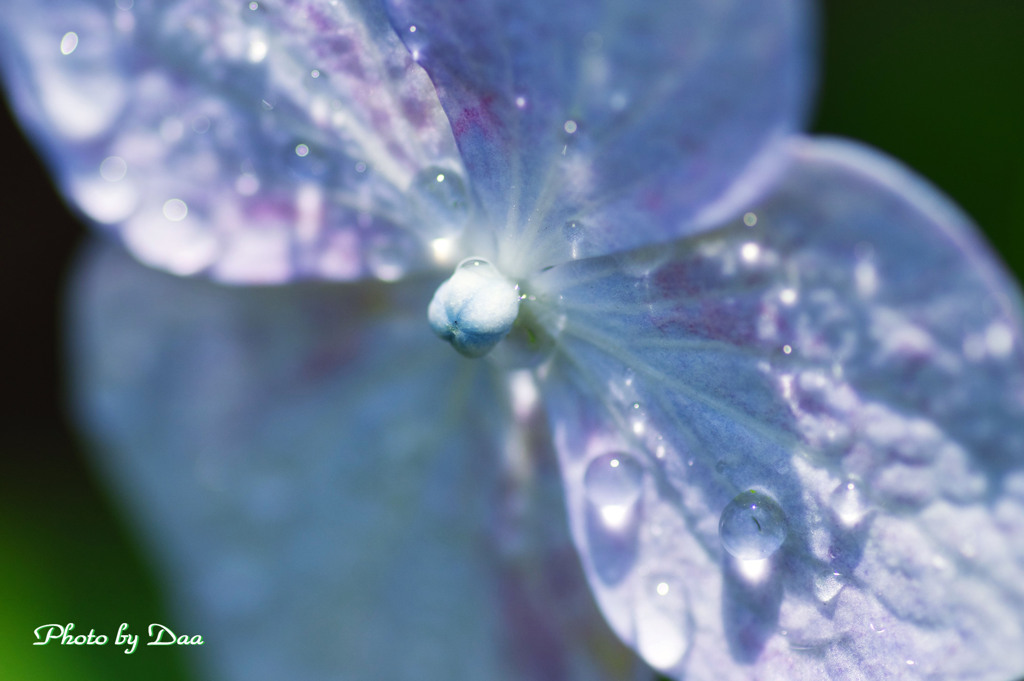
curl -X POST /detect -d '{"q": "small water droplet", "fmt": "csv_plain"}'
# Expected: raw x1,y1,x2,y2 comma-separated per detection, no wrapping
831,479,867,526
99,156,127,182
515,95,526,108
60,31,79,56
719,490,787,560
410,166,470,237
743,212,758,227
408,24,417,32
782,344,793,355
563,219,584,242
563,120,578,134
814,571,844,602
294,143,310,157
162,198,188,222
584,452,644,510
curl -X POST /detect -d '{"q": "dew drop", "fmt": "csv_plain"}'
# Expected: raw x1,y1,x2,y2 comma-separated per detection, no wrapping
584,452,644,510
831,479,867,526
99,156,127,182
743,212,758,227
814,571,845,603
719,490,787,560
162,198,188,222
635,575,689,671
563,219,584,242
60,31,79,56
410,166,470,237
563,119,578,134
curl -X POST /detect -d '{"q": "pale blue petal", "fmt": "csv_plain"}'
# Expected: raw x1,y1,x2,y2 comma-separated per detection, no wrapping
0,0,465,283
531,137,1024,679
385,0,813,276
68,242,647,681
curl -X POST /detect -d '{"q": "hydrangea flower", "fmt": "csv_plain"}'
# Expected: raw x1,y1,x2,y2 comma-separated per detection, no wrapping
4,1,1024,680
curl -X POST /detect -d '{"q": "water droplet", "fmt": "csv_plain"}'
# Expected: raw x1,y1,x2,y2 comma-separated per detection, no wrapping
294,143,310,157
743,212,757,227
162,198,188,222
563,219,584,242
584,452,644,511
741,242,760,263
814,571,844,602
782,344,793,355
635,575,689,671
719,490,787,560
563,119,578,134
515,95,526,109
99,156,127,182
60,32,79,56
410,166,470,237
248,1,259,10
831,480,867,526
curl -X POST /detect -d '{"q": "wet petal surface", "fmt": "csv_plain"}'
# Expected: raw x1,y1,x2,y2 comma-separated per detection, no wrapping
386,0,812,275
533,137,1024,680
0,0,463,283
69,242,647,681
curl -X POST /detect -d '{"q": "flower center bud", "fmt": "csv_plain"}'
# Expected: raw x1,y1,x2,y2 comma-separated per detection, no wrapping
428,257,521,358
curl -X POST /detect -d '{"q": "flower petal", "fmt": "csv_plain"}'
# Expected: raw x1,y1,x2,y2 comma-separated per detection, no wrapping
385,0,813,275
533,137,1024,679
68,242,647,680
0,0,463,283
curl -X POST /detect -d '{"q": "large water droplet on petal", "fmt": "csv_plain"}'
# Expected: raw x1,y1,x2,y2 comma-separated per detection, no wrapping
719,490,787,560
410,166,470,237
584,452,644,510
635,575,690,671
583,452,645,585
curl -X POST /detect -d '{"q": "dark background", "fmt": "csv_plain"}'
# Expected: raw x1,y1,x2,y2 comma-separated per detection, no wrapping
1,2,1022,679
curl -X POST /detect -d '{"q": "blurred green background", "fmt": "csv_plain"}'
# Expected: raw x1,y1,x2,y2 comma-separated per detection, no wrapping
0,2,1021,680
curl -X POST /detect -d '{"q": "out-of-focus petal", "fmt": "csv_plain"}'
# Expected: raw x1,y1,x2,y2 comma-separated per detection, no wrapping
532,137,1024,679
0,0,465,283
385,0,813,276
69,242,646,681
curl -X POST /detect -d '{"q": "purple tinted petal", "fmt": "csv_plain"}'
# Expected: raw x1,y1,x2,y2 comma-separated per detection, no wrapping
532,138,1024,679
1,0,464,283
386,0,812,275
68,241,646,681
